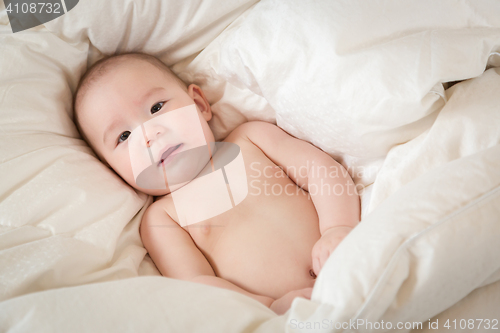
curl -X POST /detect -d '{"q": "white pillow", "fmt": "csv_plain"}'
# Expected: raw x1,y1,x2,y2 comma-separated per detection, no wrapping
183,0,500,187
44,0,259,65
0,0,258,301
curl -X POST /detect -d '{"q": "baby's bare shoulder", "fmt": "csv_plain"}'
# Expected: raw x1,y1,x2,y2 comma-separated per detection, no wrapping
141,199,168,225
224,121,281,145
150,195,179,223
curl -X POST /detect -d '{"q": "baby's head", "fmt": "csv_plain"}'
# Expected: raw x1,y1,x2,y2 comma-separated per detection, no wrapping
74,53,215,196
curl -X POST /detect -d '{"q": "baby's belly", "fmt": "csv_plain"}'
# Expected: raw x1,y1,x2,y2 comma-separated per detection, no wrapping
187,177,321,299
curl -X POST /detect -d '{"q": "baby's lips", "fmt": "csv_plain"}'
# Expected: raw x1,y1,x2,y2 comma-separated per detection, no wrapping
157,143,183,166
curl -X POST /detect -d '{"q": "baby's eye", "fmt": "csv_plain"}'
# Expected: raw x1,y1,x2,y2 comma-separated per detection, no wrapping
151,102,164,114
118,131,131,144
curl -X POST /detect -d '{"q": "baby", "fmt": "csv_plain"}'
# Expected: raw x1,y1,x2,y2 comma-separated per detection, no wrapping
74,53,360,314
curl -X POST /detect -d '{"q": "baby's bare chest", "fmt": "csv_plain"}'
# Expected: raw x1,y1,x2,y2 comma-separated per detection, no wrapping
169,144,317,250
157,142,321,296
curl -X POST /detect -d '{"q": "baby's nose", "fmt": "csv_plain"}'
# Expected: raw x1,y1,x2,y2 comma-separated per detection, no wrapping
145,131,162,147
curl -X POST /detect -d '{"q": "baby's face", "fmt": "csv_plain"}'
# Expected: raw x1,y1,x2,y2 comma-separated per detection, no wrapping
78,59,215,196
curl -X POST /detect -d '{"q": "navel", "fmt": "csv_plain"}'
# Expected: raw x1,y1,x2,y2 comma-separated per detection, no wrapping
309,269,317,279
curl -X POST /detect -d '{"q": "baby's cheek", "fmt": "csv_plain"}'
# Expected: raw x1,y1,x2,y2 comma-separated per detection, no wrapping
177,107,210,146
111,153,135,183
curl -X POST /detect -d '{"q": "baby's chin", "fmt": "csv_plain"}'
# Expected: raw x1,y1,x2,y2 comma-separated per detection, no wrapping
131,181,190,197
130,183,170,197
125,152,213,197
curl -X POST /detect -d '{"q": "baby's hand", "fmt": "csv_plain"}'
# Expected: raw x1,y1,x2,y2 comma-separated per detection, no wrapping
311,226,354,276
270,287,313,315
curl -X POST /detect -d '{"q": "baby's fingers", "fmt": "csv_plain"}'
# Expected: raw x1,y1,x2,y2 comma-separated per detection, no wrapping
311,242,324,276
312,245,328,276
298,287,313,300
313,255,320,277
317,246,331,274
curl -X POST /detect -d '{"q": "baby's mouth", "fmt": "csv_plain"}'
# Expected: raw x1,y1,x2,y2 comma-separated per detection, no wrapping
157,143,183,166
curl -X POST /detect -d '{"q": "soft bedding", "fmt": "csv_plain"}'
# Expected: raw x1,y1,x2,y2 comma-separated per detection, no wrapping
1,0,500,332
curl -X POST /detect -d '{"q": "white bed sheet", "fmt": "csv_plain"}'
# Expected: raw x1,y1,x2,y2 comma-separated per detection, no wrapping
1,0,500,332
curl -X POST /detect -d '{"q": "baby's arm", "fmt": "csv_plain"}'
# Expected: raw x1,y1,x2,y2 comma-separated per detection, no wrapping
232,121,360,275
140,201,274,308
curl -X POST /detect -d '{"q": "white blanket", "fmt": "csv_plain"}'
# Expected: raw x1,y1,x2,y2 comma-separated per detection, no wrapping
1,0,500,332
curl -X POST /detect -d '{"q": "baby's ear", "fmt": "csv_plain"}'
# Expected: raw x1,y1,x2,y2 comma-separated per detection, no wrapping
188,84,212,121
